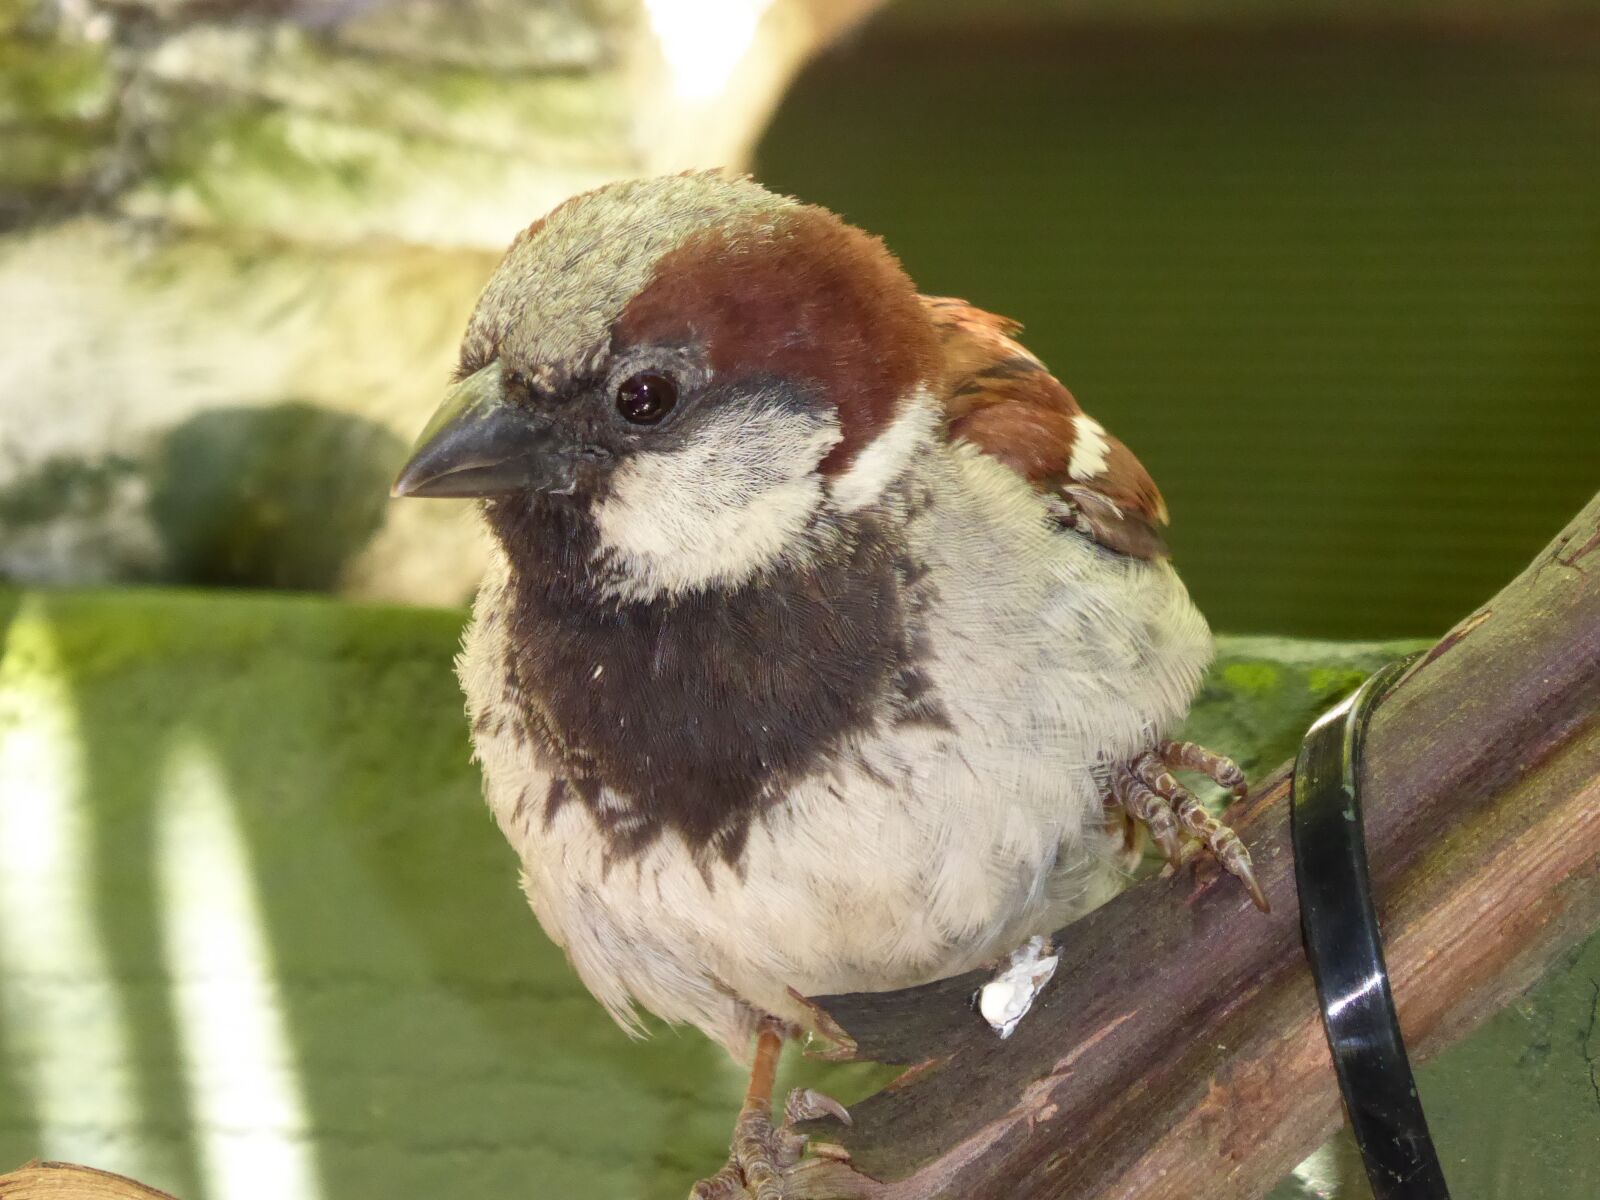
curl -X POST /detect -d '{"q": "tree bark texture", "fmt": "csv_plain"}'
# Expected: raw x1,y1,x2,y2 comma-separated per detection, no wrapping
788,491,1600,1200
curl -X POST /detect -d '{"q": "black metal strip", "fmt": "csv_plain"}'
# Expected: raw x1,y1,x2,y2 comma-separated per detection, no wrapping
1291,656,1451,1200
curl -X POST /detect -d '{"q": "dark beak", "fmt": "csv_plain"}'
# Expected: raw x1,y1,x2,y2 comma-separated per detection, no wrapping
391,362,582,499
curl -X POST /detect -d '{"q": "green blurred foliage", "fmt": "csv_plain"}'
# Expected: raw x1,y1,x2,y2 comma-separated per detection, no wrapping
881,0,1600,24
3,590,1595,1197
0,589,1414,1199
760,17,1600,638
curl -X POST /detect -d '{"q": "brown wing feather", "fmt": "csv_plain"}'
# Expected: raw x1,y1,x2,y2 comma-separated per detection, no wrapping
922,295,1169,560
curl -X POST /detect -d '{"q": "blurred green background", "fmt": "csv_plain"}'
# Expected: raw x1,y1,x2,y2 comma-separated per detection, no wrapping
759,8,1600,638
3,3,1599,1200
5,589,1595,1200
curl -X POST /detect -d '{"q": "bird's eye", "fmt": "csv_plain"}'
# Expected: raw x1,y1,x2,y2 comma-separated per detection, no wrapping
615,371,679,425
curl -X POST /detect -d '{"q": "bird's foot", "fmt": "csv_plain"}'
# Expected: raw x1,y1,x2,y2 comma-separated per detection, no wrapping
1109,741,1268,911
689,1089,852,1200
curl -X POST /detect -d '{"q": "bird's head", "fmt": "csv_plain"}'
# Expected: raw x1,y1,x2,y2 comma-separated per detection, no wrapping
392,173,940,600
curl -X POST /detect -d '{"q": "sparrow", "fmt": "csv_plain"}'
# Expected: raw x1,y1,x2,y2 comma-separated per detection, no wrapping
392,172,1261,1199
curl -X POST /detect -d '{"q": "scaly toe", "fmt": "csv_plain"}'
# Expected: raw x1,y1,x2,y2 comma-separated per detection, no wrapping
1173,785,1270,913
1161,740,1249,798
771,1086,851,1173
1151,823,1185,867
689,1164,745,1200
1110,763,1185,865
1117,746,1267,911
691,1088,852,1199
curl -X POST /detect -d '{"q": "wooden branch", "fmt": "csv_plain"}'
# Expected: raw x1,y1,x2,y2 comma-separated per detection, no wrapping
792,492,1600,1200
0,1163,177,1199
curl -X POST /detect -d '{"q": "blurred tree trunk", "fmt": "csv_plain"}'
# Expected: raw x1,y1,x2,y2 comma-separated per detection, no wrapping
0,0,881,602
0,1161,177,1199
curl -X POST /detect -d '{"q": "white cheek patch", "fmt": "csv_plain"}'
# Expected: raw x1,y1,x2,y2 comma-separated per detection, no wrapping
1067,414,1111,480
829,387,939,513
592,399,840,599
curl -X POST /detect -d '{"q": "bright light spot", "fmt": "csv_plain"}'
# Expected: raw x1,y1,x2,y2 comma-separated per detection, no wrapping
644,0,772,101
1325,970,1385,1022
157,740,322,1200
0,607,147,1176
1290,1138,1346,1199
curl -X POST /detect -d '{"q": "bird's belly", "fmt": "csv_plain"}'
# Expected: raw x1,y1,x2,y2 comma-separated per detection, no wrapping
463,510,1213,1057
505,729,1126,1056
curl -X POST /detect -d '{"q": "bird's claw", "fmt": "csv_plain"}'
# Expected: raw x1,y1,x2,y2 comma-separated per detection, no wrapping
689,1088,852,1200
1110,743,1268,912
784,1087,852,1127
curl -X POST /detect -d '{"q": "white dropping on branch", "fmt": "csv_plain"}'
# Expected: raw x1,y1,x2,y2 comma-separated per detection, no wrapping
979,935,1061,1039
